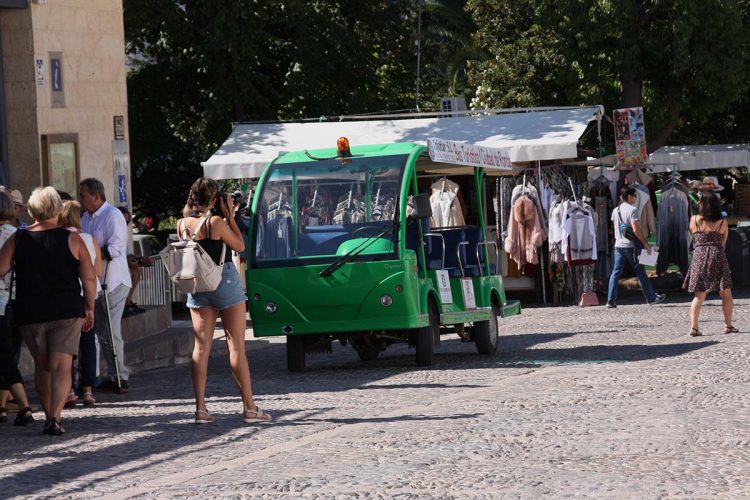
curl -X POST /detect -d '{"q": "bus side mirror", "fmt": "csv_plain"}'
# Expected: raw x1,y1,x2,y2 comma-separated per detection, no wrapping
409,193,432,220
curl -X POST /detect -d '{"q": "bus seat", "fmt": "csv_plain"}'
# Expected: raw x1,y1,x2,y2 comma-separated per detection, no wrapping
459,226,497,276
459,227,482,277
436,228,465,278
405,219,444,270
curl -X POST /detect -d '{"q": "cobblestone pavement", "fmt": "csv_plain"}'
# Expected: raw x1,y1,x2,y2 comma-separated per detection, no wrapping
2,290,749,499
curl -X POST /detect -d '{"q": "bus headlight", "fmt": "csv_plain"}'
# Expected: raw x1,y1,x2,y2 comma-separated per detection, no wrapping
265,302,277,314
380,295,393,307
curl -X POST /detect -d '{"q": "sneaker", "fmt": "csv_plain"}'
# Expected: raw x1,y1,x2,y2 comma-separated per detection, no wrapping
96,379,129,393
130,304,146,314
649,293,666,305
606,301,617,309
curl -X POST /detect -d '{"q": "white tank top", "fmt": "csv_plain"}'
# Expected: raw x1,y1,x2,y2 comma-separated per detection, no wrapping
79,232,103,294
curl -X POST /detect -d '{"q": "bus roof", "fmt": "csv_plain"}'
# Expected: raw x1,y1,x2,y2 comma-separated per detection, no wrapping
273,142,421,164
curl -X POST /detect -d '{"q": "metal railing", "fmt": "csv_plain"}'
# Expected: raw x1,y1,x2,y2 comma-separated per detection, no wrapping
134,256,170,306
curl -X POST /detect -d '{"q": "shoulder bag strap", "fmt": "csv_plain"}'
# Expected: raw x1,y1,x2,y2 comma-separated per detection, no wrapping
179,217,209,242
218,241,227,266
205,216,227,266
191,217,209,242
8,230,19,299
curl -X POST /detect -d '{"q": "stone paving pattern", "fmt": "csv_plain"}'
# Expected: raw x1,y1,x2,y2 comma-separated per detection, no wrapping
2,290,749,498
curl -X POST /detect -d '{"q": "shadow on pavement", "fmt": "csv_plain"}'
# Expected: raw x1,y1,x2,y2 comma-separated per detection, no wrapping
503,340,719,364
500,332,579,351
4,402,479,497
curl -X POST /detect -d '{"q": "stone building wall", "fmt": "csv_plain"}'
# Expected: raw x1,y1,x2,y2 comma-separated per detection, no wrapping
0,0,130,204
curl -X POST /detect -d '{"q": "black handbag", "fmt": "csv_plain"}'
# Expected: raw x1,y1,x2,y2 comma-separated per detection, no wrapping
617,208,639,243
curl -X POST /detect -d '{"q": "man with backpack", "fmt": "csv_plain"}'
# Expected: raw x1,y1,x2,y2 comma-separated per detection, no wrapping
607,186,666,308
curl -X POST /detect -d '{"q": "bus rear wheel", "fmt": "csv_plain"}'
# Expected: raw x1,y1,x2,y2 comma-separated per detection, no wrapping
351,336,382,361
474,302,500,355
416,299,438,366
287,335,306,371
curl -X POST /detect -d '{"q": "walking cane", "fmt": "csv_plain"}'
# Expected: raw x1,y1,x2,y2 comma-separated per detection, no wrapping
102,259,123,392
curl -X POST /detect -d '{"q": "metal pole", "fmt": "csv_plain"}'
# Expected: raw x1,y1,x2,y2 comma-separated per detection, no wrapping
415,1,422,112
538,162,547,304
102,260,123,391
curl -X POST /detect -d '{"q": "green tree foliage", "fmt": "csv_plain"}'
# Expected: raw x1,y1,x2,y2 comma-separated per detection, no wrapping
466,0,566,109
125,1,436,219
415,0,483,107
277,1,417,118
467,0,748,150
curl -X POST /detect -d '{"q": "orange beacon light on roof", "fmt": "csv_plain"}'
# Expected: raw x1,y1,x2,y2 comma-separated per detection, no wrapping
337,137,351,157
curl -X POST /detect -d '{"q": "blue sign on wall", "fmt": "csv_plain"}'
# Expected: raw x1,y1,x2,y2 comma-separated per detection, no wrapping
118,175,128,203
50,58,63,91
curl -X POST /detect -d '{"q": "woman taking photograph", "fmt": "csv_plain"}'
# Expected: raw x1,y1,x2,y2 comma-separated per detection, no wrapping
179,178,270,424
682,188,737,336
0,187,96,435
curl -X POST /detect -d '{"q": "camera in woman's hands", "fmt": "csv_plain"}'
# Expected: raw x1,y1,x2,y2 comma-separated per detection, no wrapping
211,189,228,216
212,189,243,216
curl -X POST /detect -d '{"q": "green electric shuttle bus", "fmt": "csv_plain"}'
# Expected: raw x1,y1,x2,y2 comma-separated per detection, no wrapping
247,137,521,371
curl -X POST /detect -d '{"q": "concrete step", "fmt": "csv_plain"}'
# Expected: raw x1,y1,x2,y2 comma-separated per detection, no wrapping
121,304,172,344
124,324,195,373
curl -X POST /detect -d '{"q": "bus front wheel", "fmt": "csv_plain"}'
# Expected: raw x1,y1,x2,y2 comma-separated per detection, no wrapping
416,300,438,366
287,335,306,371
474,302,500,355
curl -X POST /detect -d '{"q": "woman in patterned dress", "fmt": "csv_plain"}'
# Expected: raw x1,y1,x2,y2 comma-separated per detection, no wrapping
682,191,737,336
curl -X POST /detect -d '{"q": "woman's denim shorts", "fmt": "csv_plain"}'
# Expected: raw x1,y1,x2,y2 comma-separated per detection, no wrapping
186,262,246,310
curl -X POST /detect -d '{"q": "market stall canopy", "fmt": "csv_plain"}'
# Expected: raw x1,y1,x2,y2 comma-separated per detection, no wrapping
648,144,750,173
202,106,602,179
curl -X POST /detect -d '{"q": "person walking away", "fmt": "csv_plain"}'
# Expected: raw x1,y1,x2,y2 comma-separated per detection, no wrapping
179,177,270,424
0,191,34,426
607,186,666,308
60,200,102,407
117,206,151,317
682,190,737,336
78,178,132,392
0,187,96,435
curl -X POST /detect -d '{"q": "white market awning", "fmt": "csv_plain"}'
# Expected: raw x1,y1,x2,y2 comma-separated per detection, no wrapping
648,144,750,173
202,106,602,179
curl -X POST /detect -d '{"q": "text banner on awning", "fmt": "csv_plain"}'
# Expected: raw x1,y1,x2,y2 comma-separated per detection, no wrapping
427,138,513,170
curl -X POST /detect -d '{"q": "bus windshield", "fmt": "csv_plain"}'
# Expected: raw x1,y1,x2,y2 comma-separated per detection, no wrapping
252,154,408,265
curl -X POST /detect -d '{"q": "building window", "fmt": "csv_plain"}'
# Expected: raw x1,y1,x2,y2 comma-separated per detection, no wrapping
41,133,79,197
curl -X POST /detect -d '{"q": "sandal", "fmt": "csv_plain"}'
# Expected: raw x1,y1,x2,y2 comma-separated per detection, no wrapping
194,409,214,424
64,391,78,409
724,325,739,334
689,327,702,337
242,406,272,423
14,407,34,426
0,407,7,423
82,392,96,408
43,418,65,436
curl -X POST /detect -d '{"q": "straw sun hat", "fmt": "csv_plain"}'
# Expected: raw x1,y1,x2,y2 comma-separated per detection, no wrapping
694,176,725,192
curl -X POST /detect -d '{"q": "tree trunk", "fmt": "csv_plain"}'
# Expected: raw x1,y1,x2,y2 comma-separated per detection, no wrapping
621,75,643,107
648,102,682,153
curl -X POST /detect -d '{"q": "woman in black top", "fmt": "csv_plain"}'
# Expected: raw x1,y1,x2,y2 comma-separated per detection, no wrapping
0,187,96,435
179,178,271,424
0,190,34,426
